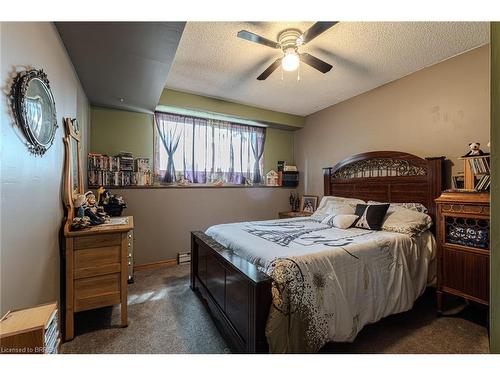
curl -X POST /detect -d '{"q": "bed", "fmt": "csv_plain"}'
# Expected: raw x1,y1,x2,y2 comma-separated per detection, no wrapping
190,151,445,353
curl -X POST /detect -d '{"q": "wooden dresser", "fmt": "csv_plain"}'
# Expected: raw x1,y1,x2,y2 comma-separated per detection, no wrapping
435,192,490,312
63,216,134,341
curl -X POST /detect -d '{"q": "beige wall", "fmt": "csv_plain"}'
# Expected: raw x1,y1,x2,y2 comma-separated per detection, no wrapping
0,22,90,315
295,45,490,196
111,187,294,265
490,23,499,354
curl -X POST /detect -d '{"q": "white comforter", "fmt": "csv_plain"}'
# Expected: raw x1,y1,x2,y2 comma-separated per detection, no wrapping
206,217,436,353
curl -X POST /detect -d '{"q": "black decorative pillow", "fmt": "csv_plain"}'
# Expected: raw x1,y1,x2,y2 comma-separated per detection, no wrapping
353,203,390,231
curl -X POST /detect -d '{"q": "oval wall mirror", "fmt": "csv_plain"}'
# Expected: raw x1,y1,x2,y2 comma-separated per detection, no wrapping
10,68,58,155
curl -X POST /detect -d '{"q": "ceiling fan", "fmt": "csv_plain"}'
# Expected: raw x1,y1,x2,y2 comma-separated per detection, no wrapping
237,22,338,80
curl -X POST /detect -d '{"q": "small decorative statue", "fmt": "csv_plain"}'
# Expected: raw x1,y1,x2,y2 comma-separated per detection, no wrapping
462,142,487,157
96,188,127,217
73,193,86,218
289,192,300,212
213,178,224,187
177,176,191,186
71,216,91,230
83,191,108,225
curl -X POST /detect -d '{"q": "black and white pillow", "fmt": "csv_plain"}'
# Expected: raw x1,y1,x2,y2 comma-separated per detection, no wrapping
353,203,390,231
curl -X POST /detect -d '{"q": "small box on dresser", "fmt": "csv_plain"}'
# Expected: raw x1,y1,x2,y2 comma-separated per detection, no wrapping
435,191,490,313
0,302,60,354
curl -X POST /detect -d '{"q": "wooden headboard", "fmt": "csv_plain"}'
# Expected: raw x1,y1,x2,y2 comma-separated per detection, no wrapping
323,151,445,224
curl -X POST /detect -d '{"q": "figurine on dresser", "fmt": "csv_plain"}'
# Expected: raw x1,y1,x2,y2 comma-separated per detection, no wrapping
96,187,128,217
70,191,110,229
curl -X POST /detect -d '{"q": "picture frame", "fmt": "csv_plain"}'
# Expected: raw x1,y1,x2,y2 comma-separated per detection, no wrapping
300,195,319,213
452,174,465,189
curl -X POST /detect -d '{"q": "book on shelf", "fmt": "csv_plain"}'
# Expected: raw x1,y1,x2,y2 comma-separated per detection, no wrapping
475,174,490,192
463,155,490,175
88,153,151,187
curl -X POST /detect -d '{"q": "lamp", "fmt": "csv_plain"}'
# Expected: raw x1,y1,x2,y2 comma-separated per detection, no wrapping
282,49,300,72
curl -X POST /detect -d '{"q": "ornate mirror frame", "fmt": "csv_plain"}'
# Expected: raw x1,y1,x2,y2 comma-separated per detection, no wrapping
63,117,84,231
10,68,58,155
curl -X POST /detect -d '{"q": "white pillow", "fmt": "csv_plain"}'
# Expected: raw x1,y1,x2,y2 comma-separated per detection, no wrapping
381,206,433,235
312,202,355,221
321,214,359,229
316,196,365,213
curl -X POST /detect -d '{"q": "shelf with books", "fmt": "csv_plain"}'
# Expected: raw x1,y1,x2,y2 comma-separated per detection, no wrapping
459,155,490,192
88,152,152,187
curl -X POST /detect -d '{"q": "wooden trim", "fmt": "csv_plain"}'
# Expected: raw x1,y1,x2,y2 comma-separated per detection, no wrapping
133,259,177,271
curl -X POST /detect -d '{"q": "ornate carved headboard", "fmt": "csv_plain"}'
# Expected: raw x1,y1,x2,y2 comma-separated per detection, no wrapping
323,151,445,224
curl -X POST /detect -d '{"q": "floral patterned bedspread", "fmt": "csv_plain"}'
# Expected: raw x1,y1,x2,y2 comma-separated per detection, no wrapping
206,217,436,353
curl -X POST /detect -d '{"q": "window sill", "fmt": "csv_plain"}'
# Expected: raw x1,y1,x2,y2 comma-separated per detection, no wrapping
88,184,297,190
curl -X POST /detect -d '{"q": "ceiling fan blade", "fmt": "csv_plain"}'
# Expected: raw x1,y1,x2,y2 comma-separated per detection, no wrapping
300,53,333,74
257,58,282,80
300,22,338,44
237,30,281,49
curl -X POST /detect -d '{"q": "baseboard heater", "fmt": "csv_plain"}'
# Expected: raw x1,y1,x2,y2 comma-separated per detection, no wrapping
177,251,191,264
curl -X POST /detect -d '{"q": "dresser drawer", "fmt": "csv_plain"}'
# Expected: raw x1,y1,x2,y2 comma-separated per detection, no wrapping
74,233,122,250
74,246,121,279
74,273,121,312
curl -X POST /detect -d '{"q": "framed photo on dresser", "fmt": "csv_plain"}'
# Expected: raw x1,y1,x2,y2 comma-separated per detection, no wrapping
300,195,319,213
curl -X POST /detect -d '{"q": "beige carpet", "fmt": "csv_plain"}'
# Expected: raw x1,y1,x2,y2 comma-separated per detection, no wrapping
61,264,489,354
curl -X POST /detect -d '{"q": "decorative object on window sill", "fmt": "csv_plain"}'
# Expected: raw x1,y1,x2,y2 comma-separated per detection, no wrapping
9,68,58,156
266,170,279,186
177,176,191,187
300,195,319,213
213,178,224,187
282,171,299,187
284,165,298,172
289,192,300,212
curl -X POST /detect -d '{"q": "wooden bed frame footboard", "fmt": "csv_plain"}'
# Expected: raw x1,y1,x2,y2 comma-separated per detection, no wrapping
190,231,272,353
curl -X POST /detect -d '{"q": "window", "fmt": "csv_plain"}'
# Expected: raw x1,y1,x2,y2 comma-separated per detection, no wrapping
154,111,266,185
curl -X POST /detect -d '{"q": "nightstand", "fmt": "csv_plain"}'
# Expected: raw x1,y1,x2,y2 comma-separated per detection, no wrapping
278,211,313,219
435,191,490,313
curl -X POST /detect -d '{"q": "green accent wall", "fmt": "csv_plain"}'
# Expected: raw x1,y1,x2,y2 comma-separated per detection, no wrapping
264,128,294,173
159,89,305,128
90,106,154,159
491,22,499,354
90,91,297,174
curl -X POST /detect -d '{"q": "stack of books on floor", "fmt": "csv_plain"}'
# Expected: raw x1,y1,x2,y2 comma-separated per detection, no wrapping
88,152,152,187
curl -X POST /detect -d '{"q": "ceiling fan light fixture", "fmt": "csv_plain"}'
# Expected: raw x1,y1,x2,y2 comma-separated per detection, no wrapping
282,50,300,72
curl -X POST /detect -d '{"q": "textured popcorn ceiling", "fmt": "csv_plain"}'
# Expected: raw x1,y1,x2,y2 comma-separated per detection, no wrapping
166,22,489,116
